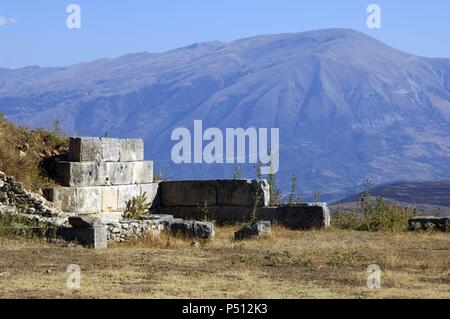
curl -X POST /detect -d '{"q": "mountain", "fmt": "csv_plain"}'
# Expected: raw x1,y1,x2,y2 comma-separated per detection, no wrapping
1,28,450,201
330,181,450,216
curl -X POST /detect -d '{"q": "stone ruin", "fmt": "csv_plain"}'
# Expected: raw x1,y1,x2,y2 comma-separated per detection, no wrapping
40,137,215,248
44,137,158,218
1,136,332,249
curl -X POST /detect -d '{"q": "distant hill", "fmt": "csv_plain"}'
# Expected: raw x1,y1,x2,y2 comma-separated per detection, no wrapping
1,28,450,201
331,181,450,216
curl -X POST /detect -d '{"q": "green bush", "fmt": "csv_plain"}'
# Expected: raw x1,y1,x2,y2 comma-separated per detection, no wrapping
333,199,416,232
332,183,417,232
0,210,54,238
122,192,152,220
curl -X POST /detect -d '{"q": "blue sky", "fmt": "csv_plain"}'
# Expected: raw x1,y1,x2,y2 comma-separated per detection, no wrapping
1,0,449,68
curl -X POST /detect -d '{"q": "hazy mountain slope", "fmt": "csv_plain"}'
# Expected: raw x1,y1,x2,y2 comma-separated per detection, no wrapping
331,181,450,216
1,28,450,200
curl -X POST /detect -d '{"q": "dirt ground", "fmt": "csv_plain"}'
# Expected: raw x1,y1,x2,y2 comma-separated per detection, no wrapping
0,226,449,298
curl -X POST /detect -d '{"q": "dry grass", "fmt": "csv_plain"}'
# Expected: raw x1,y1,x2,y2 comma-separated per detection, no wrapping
0,113,68,190
0,226,449,299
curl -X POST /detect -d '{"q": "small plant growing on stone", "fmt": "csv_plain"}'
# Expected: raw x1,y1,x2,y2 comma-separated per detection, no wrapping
123,192,152,220
267,169,282,206
288,173,302,205
197,200,210,221
250,195,260,223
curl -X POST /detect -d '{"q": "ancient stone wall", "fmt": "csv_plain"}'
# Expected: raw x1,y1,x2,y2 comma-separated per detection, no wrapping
0,171,70,227
154,179,330,228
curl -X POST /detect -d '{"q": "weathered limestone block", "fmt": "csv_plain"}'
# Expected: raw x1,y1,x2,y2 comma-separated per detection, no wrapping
54,161,153,186
117,183,159,210
102,187,118,212
159,181,216,207
235,221,271,240
68,137,144,162
45,183,158,214
120,139,144,162
54,161,97,186
58,226,107,249
44,187,102,214
216,179,269,207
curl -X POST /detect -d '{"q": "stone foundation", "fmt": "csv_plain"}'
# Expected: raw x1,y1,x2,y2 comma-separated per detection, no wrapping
44,137,156,215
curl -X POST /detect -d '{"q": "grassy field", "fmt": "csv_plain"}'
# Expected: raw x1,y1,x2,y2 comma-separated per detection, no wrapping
0,226,448,299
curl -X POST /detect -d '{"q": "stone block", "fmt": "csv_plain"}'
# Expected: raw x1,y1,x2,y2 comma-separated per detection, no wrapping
235,221,271,240
159,181,216,207
102,187,118,212
68,137,144,162
120,139,144,161
170,220,194,237
44,186,102,214
54,161,153,187
277,203,331,230
68,137,102,162
100,138,122,162
216,179,269,207
54,161,98,186
57,226,107,249
117,183,159,211
139,183,159,204
193,221,215,239
140,214,174,221
68,215,103,228
45,184,158,214
117,185,139,211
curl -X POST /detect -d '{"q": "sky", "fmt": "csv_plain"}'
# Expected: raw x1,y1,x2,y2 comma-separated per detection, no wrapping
0,0,449,69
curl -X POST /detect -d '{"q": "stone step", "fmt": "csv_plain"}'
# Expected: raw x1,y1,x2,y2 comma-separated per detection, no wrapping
44,183,159,214
54,161,153,186
68,137,144,162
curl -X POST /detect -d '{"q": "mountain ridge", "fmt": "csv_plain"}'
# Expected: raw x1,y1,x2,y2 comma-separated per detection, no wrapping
1,28,450,201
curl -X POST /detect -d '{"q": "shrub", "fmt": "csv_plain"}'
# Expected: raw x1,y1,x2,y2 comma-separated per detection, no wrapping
332,197,416,232
122,192,152,220
332,182,417,232
267,170,282,206
0,210,54,238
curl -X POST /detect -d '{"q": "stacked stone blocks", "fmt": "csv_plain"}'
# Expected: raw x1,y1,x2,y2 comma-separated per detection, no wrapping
44,137,158,215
